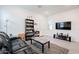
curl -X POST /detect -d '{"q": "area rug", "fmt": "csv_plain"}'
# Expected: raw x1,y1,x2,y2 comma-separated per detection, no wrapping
25,42,69,54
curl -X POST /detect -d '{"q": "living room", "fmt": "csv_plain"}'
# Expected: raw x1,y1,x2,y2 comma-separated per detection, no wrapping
0,5,79,54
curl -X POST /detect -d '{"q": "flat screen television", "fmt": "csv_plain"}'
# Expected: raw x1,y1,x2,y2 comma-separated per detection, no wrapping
56,21,71,30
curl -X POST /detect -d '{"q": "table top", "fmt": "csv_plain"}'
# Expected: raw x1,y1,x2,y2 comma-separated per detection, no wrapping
32,37,50,44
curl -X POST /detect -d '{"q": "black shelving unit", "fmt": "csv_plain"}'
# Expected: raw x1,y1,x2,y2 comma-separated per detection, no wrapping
25,19,34,41
34,31,40,37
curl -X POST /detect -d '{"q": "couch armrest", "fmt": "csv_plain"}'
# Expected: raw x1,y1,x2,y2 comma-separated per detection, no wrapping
10,37,20,41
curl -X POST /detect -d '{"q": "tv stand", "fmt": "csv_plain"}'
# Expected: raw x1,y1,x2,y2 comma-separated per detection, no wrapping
53,33,71,42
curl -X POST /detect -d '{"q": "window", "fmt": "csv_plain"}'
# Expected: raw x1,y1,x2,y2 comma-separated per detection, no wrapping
48,16,53,30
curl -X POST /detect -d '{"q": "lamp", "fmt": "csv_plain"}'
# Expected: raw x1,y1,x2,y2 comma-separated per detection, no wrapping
5,20,8,33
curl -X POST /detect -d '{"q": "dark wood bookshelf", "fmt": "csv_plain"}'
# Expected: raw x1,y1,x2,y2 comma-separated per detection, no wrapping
25,19,34,41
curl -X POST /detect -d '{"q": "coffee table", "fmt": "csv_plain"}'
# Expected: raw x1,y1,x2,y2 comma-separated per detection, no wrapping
31,37,50,53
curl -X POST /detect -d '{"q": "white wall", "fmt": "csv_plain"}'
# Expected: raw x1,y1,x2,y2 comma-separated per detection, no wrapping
0,7,2,30
0,12,1,30
0,6,48,36
47,8,79,42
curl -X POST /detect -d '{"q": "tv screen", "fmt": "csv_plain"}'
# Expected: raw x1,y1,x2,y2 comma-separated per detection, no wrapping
56,21,71,30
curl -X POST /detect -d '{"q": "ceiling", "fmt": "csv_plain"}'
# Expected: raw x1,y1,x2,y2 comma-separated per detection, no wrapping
0,5,79,16
19,5,79,16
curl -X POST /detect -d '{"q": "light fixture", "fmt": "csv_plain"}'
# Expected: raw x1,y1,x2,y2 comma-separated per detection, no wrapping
37,5,43,8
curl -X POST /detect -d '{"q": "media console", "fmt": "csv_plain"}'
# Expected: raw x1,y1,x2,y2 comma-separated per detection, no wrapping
53,33,71,42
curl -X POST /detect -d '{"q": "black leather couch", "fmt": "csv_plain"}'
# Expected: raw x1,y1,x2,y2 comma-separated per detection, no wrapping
0,32,30,54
